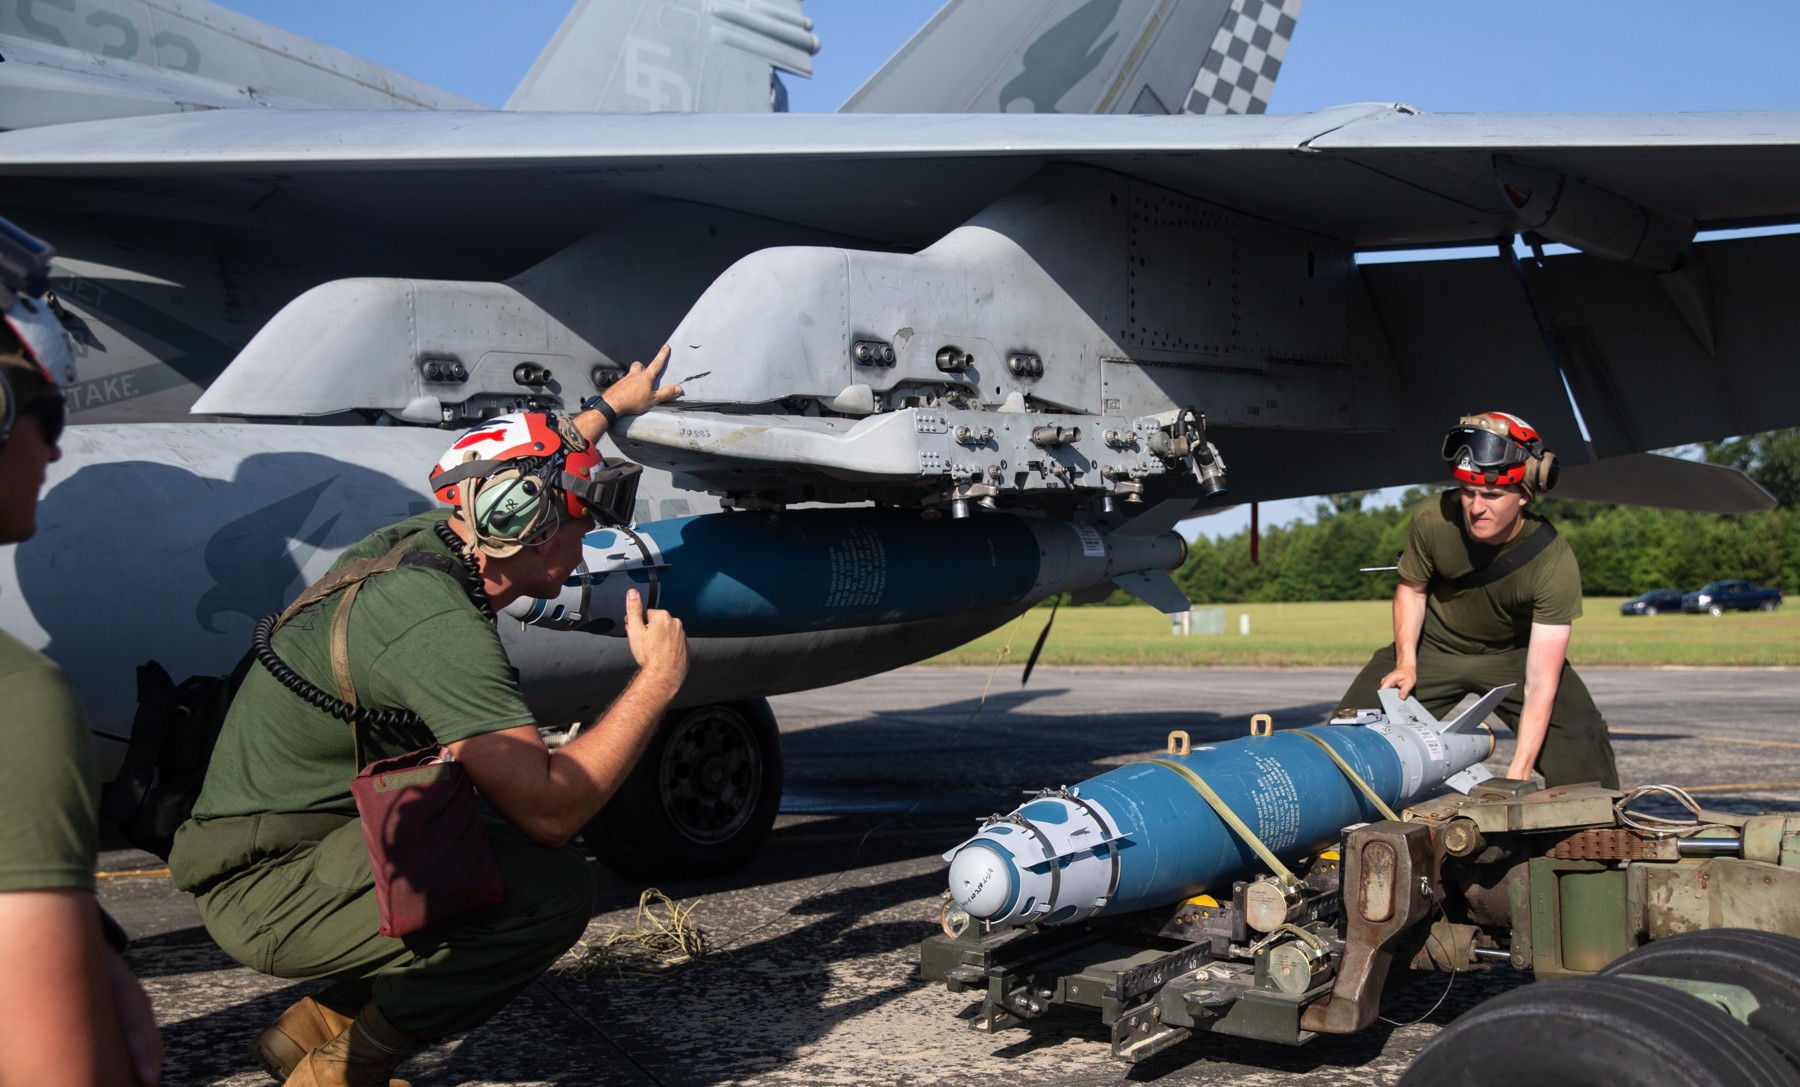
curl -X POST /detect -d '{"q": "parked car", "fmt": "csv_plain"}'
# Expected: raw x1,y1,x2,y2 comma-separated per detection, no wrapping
1681,579,1784,615
1620,589,1685,616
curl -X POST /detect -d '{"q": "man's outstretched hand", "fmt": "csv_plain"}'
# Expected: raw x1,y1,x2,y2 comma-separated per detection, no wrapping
604,344,684,418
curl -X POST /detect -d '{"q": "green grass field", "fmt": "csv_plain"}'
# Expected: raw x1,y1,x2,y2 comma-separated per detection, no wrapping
925,599,1800,668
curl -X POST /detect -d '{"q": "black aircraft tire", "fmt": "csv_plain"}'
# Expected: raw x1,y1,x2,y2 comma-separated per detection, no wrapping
1395,976,1800,1087
584,699,783,881
1599,929,1800,1070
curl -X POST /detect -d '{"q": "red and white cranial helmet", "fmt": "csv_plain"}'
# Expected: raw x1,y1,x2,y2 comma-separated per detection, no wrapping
1,215,78,390
1442,411,1547,488
429,411,640,557
429,412,596,515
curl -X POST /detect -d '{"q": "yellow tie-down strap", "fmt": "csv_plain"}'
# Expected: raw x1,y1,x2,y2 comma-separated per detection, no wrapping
1289,730,1401,822
1151,748,1297,888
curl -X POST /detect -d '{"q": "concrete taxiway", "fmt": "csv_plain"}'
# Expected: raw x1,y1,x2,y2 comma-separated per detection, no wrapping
102,666,1800,1086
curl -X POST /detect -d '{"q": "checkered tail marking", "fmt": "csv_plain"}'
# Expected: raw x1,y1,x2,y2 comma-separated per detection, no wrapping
1184,0,1304,115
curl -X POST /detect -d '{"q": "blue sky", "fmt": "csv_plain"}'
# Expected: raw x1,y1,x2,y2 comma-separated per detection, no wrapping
222,1,1800,115
219,0,1800,535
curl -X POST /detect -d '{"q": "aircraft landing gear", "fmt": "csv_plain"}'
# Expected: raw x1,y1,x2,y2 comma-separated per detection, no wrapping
584,698,783,880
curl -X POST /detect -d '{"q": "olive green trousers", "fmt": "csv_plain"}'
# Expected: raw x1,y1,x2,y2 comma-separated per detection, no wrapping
1339,643,1620,789
172,814,594,1041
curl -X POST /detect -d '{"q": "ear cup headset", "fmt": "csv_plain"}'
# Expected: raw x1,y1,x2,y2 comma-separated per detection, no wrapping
430,411,643,558
1525,447,1560,494
1443,411,1559,494
463,462,559,556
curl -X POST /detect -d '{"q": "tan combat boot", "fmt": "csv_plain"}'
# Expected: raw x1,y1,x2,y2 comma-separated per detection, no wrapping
256,996,356,1082
281,1003,420,1087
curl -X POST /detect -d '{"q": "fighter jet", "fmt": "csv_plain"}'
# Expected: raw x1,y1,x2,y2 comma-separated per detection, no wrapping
2,0,1795,877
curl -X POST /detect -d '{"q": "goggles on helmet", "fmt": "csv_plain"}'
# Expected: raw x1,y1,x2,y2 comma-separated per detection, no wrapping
1442,425,1527,471
1442,412,1543,488
562,457,641,529
0,217,77,391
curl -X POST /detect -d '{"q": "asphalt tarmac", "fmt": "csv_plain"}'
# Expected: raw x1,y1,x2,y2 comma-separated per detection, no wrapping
103,665,1800,1086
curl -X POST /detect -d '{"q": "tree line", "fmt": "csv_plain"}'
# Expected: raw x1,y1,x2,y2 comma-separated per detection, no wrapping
1171,429,1800,604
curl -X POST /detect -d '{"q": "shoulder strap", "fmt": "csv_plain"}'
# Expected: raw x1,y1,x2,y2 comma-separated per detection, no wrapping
1440,521,1558,592
325,551,462,712
256,528,476,763
274,533,418,632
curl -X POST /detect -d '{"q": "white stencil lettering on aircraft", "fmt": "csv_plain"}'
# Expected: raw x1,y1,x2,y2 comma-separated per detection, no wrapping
624,35,695,111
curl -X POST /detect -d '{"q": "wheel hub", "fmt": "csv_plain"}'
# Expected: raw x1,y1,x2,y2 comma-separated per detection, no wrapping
658,706,764,845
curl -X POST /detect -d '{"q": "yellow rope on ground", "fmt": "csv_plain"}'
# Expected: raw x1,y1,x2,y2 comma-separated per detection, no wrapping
557,888,707,981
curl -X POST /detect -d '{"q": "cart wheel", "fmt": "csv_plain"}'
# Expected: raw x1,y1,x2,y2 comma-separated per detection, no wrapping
1600,929,1800,1070
1396,976,1800,1087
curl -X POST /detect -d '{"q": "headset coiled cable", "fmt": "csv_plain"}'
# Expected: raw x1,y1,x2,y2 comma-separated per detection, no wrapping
252,520,495,730
434,518,495,621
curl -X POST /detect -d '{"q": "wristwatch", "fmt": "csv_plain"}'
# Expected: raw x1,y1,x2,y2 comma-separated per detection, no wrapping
580,393,619,428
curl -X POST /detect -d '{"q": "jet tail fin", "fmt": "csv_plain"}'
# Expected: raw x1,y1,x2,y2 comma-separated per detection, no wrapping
841,0,1304,115
507,0,818,113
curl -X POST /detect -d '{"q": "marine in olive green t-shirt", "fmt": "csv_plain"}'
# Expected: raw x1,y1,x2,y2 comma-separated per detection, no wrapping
189,509,537,822
168,507,602,1050
0,629,100,893
1340,490,1618,788
1400,490,1584,655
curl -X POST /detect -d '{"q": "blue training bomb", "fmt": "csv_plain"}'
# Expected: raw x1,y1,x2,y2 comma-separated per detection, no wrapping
943,687,1506,928
503,506,1186,637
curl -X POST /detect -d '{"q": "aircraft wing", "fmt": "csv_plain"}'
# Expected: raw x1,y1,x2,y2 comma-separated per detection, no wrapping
7,104,1800,502
4,106,1797,248
1554,452,1776,514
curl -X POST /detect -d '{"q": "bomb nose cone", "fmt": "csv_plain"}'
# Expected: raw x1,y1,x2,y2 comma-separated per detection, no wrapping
948,841,1017,920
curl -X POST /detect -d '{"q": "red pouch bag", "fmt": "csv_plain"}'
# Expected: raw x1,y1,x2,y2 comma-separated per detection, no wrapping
349,746,505,938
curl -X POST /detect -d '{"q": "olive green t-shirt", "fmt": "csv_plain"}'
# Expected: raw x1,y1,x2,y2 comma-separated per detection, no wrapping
1398,491,1583,655
191,510,536,819
0,630,99,892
